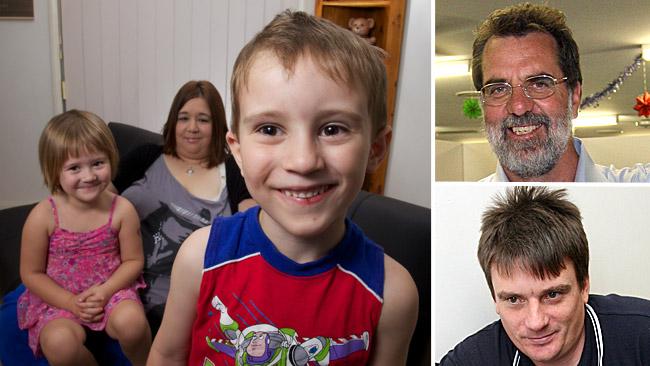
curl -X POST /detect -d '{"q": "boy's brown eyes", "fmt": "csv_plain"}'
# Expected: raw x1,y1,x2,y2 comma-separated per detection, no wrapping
253,123,348,137
321,125,343,136
258,125,280,136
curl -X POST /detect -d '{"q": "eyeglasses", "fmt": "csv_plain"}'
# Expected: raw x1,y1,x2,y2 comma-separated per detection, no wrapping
480,75,568,106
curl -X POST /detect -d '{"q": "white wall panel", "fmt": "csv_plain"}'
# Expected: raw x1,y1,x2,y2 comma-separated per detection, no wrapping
61,1,314,132
285,0,300,11
100,0,121,123
209,0,230,107
82,0,103,116
245,0,265,41
264,0,285,23
191,0,212,81
155,0,175,130
172,0,193,95
137,0,157,132
224,1,246,121
118,0,138,124
61,0,85,109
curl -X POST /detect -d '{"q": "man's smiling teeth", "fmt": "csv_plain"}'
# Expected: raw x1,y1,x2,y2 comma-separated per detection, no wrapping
282,186,328,199
511,125,540,135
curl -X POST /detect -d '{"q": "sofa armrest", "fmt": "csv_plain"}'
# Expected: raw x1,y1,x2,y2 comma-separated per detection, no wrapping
347,191,431,366
0,203,36,299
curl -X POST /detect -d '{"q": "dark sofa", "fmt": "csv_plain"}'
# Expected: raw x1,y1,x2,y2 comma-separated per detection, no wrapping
0,122,431,365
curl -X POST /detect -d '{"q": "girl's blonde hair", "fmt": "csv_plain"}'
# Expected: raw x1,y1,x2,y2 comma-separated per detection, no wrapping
39,110,119,193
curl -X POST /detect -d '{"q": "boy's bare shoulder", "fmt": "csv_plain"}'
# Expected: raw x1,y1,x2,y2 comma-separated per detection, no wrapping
169,225,213,290
383,254,418,307
189,225,212,240
370,254,418,365
382,253,418,331
177,225,212,260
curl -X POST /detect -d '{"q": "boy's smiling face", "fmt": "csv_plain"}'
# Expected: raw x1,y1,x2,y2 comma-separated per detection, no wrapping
228,52,387,254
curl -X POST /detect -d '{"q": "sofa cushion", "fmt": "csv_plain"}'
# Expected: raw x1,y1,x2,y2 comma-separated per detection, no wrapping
108,122,163,158
0,203,35,298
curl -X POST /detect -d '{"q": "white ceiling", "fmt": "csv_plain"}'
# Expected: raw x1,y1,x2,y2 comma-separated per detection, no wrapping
435,0,650,142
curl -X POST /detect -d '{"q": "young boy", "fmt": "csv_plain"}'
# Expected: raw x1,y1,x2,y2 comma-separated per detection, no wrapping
147,10,418,366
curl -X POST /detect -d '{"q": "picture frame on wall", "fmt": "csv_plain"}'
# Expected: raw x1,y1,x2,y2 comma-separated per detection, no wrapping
0,0,34,20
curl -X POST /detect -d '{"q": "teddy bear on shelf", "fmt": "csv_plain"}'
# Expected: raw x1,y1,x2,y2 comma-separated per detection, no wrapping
348,17,376,45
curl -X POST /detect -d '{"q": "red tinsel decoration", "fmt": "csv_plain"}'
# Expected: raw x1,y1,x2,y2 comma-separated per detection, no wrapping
633,91,650,117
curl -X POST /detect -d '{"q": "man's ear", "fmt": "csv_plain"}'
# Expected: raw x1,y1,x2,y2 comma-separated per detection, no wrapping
226,131,244,174
366,126,392,173
581,276,590,304
571,81,582,119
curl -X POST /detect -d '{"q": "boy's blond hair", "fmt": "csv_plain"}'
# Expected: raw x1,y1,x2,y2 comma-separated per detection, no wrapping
39,109,119,193
230,10,387,136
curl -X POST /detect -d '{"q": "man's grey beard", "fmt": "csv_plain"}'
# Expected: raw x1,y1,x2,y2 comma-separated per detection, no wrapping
485,99,573,179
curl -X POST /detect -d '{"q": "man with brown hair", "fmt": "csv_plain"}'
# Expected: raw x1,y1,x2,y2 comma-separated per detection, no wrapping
473,3,650,182
440,186,650,365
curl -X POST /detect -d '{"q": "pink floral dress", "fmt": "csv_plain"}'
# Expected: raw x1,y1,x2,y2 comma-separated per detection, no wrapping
17,196,145,355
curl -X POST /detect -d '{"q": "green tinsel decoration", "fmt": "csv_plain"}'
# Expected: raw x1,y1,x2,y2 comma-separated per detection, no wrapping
463,98,482,119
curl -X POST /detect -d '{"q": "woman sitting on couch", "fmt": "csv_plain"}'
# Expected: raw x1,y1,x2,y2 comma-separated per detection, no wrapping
118,80,255,335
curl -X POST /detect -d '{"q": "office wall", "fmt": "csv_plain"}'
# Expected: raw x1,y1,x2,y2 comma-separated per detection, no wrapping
435,140,463,181
582,134,650,167
435,184,650,362
436,134,650,181
461,141,496,181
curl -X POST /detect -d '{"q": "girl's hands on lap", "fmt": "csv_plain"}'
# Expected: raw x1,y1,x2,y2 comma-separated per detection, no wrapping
72,284,112,322
65,291,103,322
79,284,111,308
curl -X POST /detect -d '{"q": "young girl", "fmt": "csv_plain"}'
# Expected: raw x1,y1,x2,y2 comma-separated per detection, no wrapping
18,110,151,365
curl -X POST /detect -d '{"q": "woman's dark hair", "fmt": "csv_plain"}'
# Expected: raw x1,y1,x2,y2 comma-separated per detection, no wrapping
162,80,228,168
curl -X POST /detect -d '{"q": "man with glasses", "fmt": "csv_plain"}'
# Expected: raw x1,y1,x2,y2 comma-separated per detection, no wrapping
473,3,650,182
